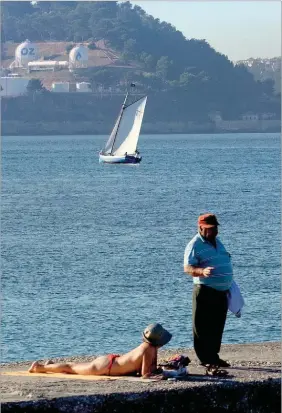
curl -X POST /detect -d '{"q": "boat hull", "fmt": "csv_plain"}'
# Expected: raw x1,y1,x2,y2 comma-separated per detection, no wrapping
99,153,142,164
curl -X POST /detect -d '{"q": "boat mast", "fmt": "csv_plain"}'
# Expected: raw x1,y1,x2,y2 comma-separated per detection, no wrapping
110,87,131,155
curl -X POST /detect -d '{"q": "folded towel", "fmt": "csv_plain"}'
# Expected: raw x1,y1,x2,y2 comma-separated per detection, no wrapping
162,366,189,378
228,280,244,316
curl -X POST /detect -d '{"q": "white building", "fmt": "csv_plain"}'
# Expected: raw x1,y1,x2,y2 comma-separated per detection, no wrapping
208,111,223,122
0,77,29,97
51,82,70,92
261,112,275,120
76,82,91,92
241,113,259,121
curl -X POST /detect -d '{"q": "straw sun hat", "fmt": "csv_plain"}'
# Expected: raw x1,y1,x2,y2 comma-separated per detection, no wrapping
143,323,172,347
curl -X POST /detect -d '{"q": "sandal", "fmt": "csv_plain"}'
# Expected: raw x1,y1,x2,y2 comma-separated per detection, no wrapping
205,364,229,377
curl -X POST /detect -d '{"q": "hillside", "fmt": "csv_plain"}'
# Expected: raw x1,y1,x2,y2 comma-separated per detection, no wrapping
1,1,281,123
2,39,136,88
237,57,281,94
3,39,130,68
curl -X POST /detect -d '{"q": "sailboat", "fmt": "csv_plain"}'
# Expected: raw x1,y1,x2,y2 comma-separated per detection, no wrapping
99,88,147,164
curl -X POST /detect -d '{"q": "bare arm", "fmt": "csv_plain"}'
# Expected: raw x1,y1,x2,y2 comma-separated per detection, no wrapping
141,347,159,378
184,264,214,277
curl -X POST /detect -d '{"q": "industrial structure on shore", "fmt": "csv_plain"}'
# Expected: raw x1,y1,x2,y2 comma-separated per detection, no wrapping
1,40,91,97
9,39,89,72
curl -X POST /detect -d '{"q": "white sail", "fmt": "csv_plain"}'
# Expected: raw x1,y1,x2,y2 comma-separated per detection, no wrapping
113,96,147,156
103,110,122,154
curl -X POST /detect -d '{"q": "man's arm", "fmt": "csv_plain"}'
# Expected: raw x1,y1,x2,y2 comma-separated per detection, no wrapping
184,242,214,278
184,264,214,277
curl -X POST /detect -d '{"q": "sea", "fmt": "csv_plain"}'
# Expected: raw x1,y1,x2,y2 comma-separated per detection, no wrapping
1,133,280,363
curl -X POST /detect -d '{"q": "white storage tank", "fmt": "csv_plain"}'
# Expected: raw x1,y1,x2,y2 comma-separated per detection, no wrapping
28,61,69,72
76,82,91,92
51,82,70,92
28,61,57,72
56,61,69,69
0,77,29,97
69,44,88,70
15,40,39,67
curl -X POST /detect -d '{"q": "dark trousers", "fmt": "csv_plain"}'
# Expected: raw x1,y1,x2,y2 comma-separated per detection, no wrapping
192,284,228,365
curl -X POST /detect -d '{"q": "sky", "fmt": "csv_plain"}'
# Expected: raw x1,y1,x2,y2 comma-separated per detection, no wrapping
131,1,281,61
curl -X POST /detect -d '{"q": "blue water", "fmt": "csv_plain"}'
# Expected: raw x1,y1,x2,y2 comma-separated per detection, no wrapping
1,133,280,363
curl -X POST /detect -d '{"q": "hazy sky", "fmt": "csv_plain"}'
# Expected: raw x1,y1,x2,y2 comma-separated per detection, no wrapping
131,1,281,61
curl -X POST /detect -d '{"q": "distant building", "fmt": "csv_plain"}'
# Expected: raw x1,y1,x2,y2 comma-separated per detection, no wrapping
76,82,91,92
208,111,223,122
0,76,29,96
261,112,275,120
241,113,259,121
51,82,70,92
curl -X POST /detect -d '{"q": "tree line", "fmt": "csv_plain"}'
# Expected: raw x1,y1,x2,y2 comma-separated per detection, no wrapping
1,1,281,120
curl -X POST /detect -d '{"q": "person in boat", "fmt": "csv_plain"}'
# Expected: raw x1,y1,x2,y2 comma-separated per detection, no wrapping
28,323,172,379
183,213,233,376
125,152,128,157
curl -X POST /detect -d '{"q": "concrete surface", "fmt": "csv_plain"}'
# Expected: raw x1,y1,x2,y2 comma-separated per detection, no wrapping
1,342,280,412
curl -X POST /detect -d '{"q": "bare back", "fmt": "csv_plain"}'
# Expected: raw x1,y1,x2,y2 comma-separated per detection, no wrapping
109,342,158,376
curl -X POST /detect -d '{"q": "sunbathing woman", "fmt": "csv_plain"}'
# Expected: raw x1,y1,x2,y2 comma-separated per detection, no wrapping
28,323,172,378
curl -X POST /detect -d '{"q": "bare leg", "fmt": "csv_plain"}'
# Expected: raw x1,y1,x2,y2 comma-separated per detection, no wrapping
29,361,76,374
28,359,54,372
29,356,109,375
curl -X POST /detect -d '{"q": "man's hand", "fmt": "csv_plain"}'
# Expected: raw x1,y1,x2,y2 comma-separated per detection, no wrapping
184,264,215,278
202,267,214,277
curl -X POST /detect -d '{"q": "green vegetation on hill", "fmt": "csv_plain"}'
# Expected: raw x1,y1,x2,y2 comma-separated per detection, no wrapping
1,1,281,123
237,57,281,95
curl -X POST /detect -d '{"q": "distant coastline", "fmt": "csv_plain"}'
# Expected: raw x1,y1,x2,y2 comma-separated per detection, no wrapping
2,119,280,136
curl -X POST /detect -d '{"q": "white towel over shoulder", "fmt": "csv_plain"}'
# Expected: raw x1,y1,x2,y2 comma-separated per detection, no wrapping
227,280,244,317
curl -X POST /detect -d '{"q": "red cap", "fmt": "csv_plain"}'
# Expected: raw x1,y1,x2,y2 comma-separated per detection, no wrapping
198,213,220,228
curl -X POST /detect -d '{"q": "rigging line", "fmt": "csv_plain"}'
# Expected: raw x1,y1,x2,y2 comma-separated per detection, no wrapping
124,95,146,110
110,92,129,155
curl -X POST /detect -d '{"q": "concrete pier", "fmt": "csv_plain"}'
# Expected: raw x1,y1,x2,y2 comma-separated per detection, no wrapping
1,342,280,412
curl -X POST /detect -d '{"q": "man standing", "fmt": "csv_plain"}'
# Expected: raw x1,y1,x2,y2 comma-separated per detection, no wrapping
184,213,233,374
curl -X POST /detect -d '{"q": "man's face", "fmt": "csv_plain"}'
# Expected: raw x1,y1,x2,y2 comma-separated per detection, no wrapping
199,225,218,241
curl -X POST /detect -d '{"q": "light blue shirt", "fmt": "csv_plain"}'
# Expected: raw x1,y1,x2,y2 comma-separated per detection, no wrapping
184,233,233,291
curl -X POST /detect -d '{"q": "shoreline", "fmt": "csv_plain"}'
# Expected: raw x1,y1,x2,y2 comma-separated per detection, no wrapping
1,129,281,137
2,120,281,136
1,340,280,367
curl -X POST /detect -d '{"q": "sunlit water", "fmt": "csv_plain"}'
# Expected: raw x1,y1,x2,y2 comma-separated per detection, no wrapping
2,133,280,362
